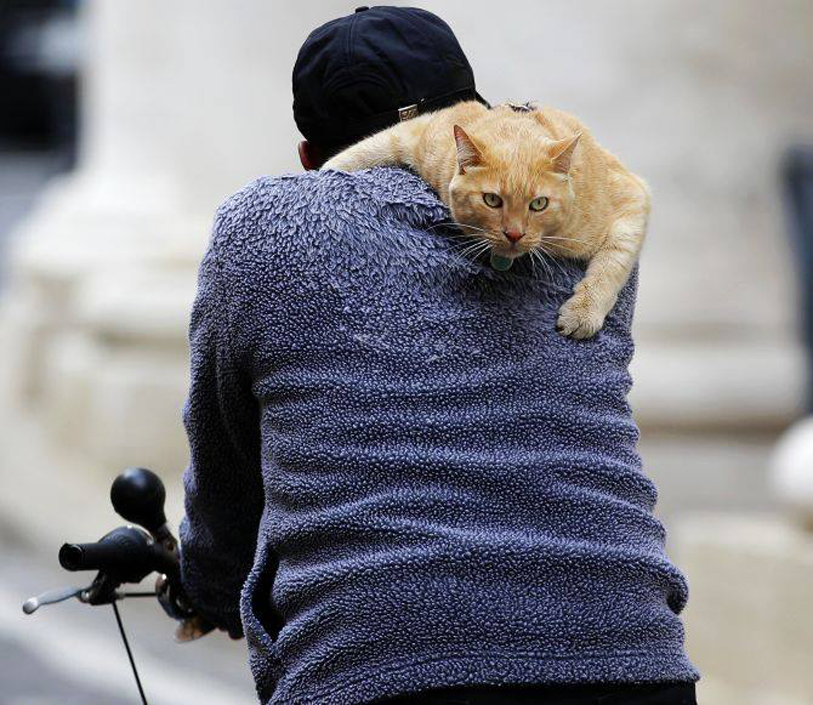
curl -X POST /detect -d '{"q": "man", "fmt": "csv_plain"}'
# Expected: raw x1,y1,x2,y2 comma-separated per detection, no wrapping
178,7,699,704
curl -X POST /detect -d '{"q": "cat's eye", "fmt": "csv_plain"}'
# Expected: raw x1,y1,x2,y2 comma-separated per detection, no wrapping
529,197,549,212
483,193,503,208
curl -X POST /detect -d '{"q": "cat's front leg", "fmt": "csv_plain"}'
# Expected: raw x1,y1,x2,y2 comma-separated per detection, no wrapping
557,178,648,339
557,232,644,339
556,275,617,339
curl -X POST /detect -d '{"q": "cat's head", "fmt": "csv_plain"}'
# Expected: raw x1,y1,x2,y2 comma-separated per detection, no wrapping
447,120,581,262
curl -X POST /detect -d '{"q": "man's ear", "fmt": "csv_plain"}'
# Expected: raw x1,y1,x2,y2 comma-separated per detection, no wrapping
299,140,325,170
550,132,581,174
453,125,483,174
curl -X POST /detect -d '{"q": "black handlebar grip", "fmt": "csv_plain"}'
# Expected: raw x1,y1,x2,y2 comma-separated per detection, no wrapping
58,526,175,584
58,541,120,572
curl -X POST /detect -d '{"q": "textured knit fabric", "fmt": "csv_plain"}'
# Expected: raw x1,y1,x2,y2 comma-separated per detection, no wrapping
178,167,699,705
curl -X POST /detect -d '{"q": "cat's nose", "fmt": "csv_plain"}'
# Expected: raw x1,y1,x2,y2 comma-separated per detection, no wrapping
503,229,524,243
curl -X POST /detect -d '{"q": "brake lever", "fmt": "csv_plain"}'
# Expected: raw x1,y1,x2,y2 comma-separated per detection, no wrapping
22,585,87,614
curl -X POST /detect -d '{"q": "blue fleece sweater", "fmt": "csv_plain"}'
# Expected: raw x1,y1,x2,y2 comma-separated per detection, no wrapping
178,167,699,705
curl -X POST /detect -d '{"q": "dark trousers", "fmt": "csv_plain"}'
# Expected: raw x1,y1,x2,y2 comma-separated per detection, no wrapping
376,682,697,704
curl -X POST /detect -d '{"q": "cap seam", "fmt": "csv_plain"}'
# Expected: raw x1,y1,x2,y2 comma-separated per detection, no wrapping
399,10,454,90
345,10,360,73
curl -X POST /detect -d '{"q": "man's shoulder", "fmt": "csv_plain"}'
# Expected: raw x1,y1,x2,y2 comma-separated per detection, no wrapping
208,168,448,279
215,168,444,236
209,173,328,261
213,172,321,229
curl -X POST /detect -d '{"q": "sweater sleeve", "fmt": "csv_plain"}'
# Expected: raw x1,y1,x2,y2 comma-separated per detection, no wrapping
178,204,264,639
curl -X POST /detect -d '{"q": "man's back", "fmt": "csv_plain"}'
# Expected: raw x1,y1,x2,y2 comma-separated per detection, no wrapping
179,167,698,704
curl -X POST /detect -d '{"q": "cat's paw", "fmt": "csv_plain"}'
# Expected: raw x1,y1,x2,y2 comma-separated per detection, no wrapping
556,293,606,339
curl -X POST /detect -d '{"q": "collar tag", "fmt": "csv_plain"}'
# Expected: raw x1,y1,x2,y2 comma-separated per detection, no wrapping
506,101,535,113
398,104,419,121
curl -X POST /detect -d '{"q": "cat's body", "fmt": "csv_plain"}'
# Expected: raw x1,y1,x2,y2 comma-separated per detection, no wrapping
322,100,650,339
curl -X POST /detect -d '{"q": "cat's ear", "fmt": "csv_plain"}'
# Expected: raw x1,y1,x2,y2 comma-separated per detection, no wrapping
550,132,582,174
453,125,483,174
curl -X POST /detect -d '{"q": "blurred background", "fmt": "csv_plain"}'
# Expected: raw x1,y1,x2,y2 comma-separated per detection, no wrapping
1,1,811,703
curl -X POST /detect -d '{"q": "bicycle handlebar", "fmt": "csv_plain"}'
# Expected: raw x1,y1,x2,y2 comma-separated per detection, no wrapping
59,525,179,584
24,467,212,704
25,467,198,624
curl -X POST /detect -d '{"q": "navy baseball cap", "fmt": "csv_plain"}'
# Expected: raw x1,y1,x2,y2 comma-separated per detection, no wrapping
292,6,489,154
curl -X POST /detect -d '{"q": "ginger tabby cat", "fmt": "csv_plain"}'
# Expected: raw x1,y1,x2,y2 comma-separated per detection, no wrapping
322,100,649,339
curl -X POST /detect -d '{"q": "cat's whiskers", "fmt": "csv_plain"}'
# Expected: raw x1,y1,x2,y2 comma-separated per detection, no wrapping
530,249,554,281
435,238,490,286
425,222,491,238
424,224,495,258
457,240,492,261
446,231,488,254
449,233,489,253
455,224,506,241
528,249,546,279
537,235,582,255
527,249,539,278
533,243,568,280
424,221,576,279
463,243,486,259
425,223,470,238
446,238,481,252
537,233,576,242
453,222,490,233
